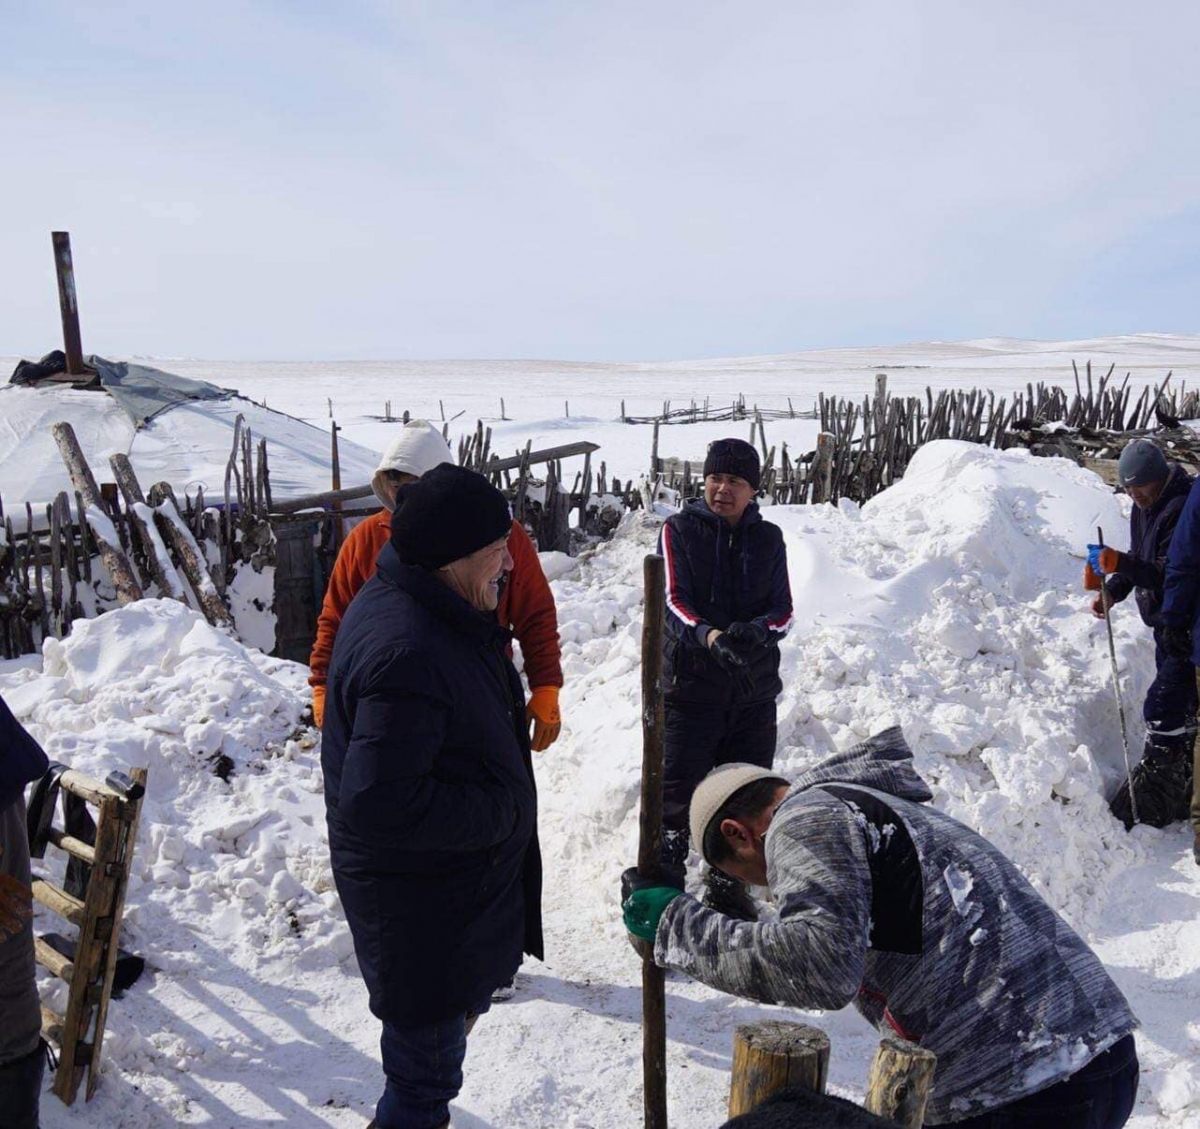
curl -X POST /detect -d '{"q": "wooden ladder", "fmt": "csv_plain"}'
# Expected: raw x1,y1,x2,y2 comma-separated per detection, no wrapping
32,765,148,1104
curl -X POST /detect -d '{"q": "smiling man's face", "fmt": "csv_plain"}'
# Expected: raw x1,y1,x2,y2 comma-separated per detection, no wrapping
440,533,513,611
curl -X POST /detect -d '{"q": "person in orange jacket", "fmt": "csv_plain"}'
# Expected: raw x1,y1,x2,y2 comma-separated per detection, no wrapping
309,420,564,754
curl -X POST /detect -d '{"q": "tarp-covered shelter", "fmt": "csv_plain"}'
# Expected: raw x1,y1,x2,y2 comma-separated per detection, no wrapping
2,353,380,511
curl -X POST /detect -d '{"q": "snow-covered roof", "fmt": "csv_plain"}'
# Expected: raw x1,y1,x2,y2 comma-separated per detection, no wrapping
1,357,381,509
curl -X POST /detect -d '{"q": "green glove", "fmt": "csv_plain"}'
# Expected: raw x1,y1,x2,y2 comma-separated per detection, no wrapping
623,886,683,942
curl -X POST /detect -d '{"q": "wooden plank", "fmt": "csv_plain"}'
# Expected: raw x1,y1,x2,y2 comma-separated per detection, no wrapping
52,232,86,375
35,936,76,982
32,879,86,927
48,827,97,865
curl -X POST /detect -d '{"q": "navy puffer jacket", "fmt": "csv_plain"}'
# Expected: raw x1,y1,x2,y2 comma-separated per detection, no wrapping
321,542,542,1026
659,499,793,705
1105,461,1193,626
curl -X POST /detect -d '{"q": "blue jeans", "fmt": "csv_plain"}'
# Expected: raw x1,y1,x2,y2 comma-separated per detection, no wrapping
375,998,492,1129
943,1034,1138,1128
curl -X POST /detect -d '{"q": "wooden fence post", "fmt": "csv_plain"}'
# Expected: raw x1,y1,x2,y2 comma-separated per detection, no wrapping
812,431,835,505
863,1036,936,1128
51,422,143,604
728,1021,830,1118
635,553,668,1129
109,454,188,604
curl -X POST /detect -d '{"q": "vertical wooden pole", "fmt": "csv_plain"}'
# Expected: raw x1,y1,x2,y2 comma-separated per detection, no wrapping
52,232,86,375
812,432,834,505
650,420,661,481
863,1036,936,1128
638,553,668,1129
728,1022,831,1117
330,421,344,552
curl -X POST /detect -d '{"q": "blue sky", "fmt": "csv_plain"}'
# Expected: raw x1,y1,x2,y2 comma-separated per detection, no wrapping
2,1,1199,361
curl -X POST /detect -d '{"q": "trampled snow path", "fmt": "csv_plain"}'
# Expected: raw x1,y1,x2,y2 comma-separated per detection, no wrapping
2,440,1199,1126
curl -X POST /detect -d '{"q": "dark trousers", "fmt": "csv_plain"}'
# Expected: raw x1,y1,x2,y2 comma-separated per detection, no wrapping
375,999,491,1129
1144,635,1198,757
942,1034,1138,1129
662,699,777,834
0,1041,44,1129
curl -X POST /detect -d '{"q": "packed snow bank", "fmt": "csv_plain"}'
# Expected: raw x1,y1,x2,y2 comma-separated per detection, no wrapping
1,441,1197,1126
2,600,368,1126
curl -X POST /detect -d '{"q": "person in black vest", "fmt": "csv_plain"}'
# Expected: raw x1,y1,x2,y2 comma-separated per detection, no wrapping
658,437,793,919
1088,440,1196,830
321,464,542,1129
0,694,50,1129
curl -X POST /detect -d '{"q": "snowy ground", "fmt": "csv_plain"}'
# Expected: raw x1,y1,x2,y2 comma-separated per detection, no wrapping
7,334,1200,494
3,439,1199,1126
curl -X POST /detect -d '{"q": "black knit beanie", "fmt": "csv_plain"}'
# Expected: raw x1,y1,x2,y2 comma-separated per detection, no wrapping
703,438,761,490
390,463,512,569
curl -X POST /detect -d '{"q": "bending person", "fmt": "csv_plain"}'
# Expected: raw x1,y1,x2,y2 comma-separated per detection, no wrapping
621,729,1138,1128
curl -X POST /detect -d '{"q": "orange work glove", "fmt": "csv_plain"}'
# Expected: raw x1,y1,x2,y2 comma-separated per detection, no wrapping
312,685,326,730
1098,547,1121,574
1083,562,1102,591
527,686,562,752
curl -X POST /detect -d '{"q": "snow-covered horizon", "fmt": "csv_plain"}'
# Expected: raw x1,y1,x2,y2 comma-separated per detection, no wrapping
8,333,1200,507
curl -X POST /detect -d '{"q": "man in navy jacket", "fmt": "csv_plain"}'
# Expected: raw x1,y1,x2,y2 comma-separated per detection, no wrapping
658,437,792,918
322,465,542,1129
1090,441,1195,833
1156,446,1200,865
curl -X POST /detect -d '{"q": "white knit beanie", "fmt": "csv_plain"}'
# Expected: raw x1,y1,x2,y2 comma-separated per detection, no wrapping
690,763,788,865
371,421,454,510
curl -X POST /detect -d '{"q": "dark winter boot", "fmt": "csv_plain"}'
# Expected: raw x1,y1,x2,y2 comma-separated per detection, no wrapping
701,867,758,921
660,827,689,890
1110,747,1191,830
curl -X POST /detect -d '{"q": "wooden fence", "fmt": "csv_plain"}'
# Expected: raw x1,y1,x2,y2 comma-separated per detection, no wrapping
647,365,1200,508
0,417,274,660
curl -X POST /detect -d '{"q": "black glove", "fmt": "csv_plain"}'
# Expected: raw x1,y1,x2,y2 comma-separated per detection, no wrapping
1161,624,1192,659
724,621,769,652
709,632,749,673
710,631,759,697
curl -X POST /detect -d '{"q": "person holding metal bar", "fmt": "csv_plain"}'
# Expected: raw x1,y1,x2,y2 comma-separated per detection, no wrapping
657,437,793,919
1086,440,1195,832
621,728,1139,1128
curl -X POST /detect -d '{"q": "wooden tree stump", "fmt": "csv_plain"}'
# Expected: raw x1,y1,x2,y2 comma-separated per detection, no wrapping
728,1021,830,1117
863,1036,936,1129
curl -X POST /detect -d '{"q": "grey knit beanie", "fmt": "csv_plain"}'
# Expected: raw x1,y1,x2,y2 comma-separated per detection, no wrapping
1117,440,1169,488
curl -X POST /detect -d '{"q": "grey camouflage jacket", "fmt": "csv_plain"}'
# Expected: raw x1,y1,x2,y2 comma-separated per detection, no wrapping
654,727,1136,1124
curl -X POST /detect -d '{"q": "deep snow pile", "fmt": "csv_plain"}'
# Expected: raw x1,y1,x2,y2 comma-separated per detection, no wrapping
2,440,1198,1126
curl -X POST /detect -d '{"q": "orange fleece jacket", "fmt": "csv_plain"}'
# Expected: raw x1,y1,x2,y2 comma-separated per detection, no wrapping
309,513,562,721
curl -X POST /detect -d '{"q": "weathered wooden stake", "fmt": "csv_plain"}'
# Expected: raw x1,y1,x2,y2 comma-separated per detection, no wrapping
728,1021,830,1117
812,431,835,505
636,553,668,1129
52,232,86,376
109,454,188,604
863,1036,936,1128
51,423,143,604
148,484,236,631
330,421,344,552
